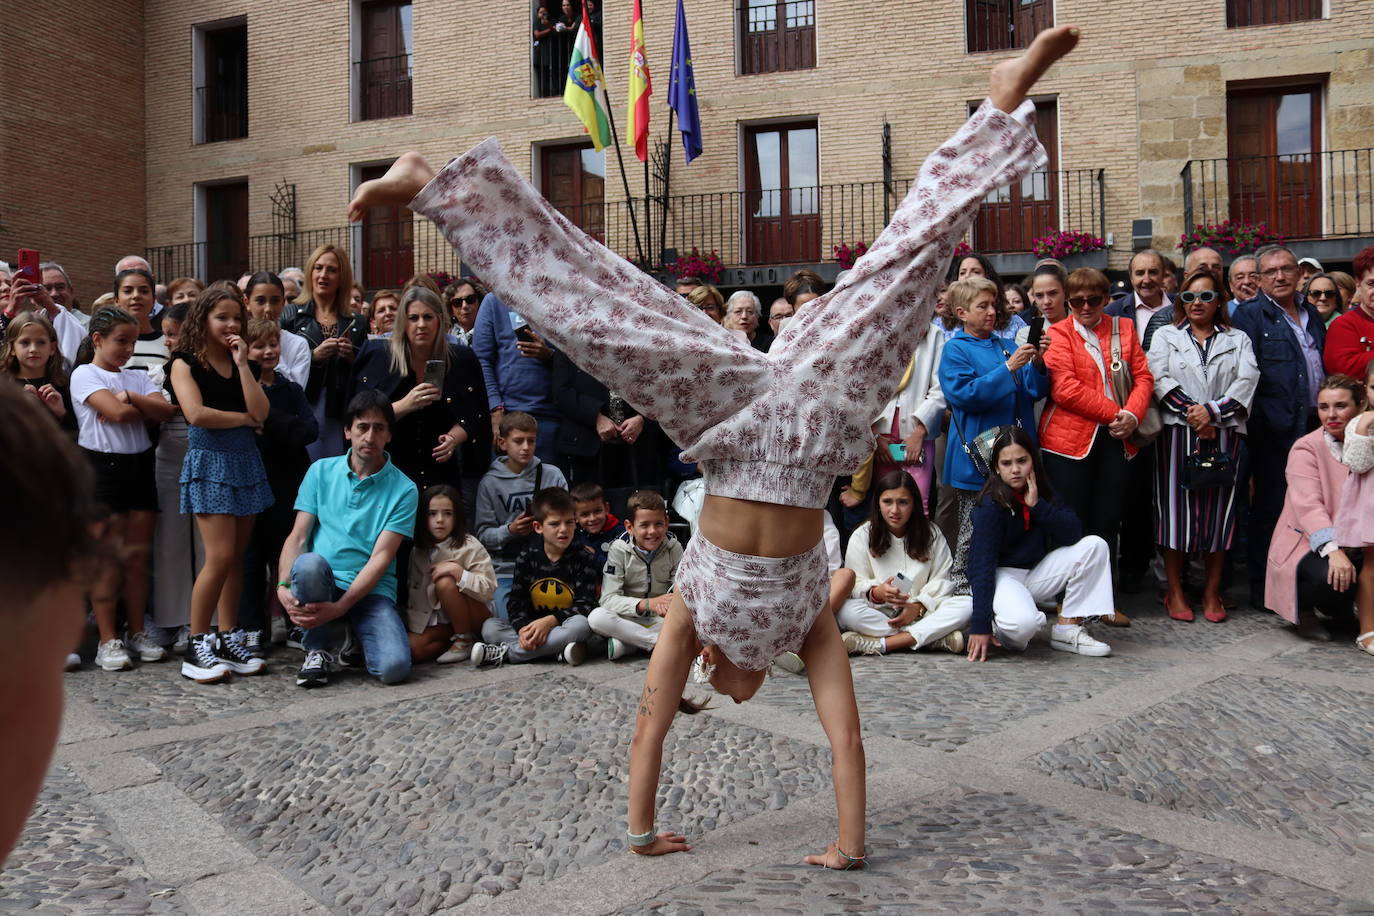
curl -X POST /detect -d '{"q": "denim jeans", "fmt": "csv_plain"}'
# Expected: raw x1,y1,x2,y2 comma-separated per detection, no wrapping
480,613,591,663
290,553,411,685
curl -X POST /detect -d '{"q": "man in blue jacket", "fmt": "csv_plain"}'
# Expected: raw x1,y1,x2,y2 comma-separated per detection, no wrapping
1230,243,1327,606
472,292,561,464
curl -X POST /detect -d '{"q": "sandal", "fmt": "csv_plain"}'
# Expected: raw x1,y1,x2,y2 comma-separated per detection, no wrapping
1357,632,1374,657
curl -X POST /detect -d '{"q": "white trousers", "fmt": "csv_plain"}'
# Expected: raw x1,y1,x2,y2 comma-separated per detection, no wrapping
992,535,1112,650
836,594,973,649
587,605,663,652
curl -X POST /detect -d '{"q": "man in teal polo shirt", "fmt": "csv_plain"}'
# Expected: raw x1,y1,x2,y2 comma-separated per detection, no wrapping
277,390,419,688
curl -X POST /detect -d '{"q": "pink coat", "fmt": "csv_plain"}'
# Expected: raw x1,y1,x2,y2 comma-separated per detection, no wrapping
1265,429,1351,623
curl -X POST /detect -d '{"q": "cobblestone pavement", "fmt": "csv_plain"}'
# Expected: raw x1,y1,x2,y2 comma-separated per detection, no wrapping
5,592,1374,914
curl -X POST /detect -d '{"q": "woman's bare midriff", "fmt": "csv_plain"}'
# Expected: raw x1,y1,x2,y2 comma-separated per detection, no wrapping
697,495,824,559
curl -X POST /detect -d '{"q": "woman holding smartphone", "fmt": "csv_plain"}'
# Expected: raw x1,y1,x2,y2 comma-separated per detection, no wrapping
280,244,368,459
350,287,489,493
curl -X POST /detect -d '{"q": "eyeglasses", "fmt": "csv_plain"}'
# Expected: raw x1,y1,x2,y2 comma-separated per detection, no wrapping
1179,290,1218,304
1261,265,1298,278
1306,288,1338,299
1066,295,1105,308
452,294,481,306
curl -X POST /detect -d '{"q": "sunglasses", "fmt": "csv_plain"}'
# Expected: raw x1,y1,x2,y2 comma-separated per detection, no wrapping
1066,294,1105,308
452,294,481,306
1179,290,1218,304
1306,289,1338,299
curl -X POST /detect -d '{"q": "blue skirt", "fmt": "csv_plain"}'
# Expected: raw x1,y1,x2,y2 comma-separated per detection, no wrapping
180,426,275,516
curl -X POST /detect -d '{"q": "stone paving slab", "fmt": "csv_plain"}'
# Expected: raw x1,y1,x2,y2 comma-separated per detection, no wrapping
1031,673,1374,855
142,673,832,914
745,636,1165,753
0,766,181,915
1272,637,1374,677
61,652,446,736
1104,603,1290,651
616,790,1374,915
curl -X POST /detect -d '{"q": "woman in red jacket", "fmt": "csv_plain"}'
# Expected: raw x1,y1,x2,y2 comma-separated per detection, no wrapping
1039,268,1154,581
1323,245,1374,382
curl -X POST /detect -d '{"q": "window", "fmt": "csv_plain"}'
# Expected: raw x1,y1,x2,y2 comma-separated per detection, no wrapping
356,163,414,288
966,0,1051,53
540,141,606,239
743,121,819,264
974,100,1057,252
1226,0,1321,28
739,1,816,75
355,1,412,120
532,1,603,99
198,181,249,282
1226,84,1323,238
194,21,247,143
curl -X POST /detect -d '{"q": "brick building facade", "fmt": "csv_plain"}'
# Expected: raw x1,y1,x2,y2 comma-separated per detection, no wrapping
6,1,1373,298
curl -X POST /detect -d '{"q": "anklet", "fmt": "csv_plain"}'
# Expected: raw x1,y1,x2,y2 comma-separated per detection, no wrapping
626,827,656,847
836,845,867,870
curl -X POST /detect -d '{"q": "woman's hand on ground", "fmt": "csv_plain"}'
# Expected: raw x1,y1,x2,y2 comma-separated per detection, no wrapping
803,842,865,870
630,832,690,856
967,633,994,662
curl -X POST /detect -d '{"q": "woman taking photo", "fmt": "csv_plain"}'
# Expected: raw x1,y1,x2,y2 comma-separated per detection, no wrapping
280,244,368,459
1147,268,1259,622
952,252,1026,339
1039,267,1152,584
350,286,490,496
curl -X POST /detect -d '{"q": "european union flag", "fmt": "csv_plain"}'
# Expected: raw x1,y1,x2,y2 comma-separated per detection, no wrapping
668,0,702,163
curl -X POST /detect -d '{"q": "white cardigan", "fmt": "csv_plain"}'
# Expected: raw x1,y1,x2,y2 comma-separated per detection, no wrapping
872,329,946,438
1146,324,1259,434
844,520,956,611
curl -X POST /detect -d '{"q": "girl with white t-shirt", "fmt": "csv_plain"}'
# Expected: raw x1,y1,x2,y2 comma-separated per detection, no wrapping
70,307,176,671
837,469,970,656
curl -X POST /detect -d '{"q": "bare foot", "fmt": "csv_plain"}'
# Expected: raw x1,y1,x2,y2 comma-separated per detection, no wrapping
347,151,435,222
989,25,1080,113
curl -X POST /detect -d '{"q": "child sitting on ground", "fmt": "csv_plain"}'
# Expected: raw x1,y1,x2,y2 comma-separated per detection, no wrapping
571,481,621,564
589,490,683,660
472,487,597,667
407,484,497,663
474,411,568,618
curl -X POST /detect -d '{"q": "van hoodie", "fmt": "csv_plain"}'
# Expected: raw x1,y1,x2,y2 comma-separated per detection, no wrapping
473,455,569,576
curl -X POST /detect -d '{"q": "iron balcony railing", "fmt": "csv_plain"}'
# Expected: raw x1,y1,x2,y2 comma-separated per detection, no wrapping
195,83,247,143
353,53,412,121
147,169,1107,285
1181,148,1374,241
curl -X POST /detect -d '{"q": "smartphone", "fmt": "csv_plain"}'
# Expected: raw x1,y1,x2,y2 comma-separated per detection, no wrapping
888,442,907,462
16,248,41,284
892,572,912,593
424,359,445,390
1027,315,1046,348
510,311,538,344
515,326,538,344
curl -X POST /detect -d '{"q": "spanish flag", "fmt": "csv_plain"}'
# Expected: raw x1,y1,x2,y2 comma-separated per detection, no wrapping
563,6,613,151
627,0,653,162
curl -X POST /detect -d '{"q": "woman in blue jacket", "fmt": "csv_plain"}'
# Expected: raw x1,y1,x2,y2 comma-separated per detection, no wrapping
938,276,1049,590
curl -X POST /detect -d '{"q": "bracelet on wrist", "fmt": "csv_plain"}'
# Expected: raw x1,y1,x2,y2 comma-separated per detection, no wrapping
626,827,655,847
277,581,291,589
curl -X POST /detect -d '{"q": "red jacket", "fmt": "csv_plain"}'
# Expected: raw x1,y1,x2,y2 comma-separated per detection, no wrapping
1322,306,1374,381
1039,316,1154,459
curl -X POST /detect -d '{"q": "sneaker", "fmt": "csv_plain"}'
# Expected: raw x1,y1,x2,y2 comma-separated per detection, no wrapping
561,641,586,666
128,631,166,663
936,630,965,654
606,637,634,660
270,615,288,646
95,639,133,671
215,632,267,675
1050,624,1112,657
181,633,230,683
771,651,806,675
64,652,82,672
841,631,883,656
286,626,305,650
296,649,333,688
172,626,190,654
142,622,174,648
470,641,508,669
232,627,266,659
436,634,474,664
339,627,365,668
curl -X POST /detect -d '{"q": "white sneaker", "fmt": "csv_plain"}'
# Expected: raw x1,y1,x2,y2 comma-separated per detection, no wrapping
95,639,133,672
181,633,231,683
64,652,81,672
436,635,474,664
128,631,166,663
561,642,586,666
1050,624,1112,657
771,651,806,675
172,626,190,654
606,637,635,660
841,631,883,656
936,630,966,654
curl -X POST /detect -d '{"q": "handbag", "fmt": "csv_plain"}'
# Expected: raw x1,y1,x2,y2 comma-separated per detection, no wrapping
1108,319,1163,448
951,341,1022,479
1181,441,1236,491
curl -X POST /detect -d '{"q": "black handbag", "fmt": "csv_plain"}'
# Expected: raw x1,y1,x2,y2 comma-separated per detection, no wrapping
1181,442,1236,491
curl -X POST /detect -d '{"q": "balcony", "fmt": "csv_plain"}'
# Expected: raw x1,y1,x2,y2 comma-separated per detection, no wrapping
195,83,247,144
354,54,412,121
1181,148,1374,260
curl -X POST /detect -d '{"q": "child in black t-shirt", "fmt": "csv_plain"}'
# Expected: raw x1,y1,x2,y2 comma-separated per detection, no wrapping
1,311,76,438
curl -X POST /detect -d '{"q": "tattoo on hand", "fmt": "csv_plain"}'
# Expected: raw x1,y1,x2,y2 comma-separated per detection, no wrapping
637,685,657,718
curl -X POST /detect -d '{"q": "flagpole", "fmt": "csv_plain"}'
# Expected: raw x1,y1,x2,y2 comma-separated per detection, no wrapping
603,100,647,267
659,107,675,266
644,158,653,268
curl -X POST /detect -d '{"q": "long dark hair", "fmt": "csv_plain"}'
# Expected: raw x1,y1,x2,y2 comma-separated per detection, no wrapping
866,469,932,562
415,484,468,547
75,306,139,367
976,426,1056,512
112,267,155,297
180,283,248,367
